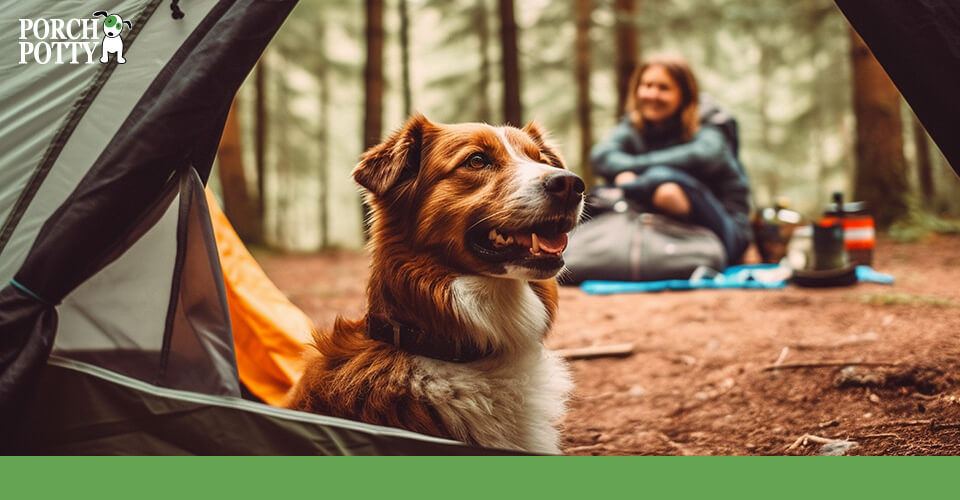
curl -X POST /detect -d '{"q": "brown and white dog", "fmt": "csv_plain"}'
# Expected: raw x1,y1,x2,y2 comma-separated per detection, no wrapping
286,114,584,454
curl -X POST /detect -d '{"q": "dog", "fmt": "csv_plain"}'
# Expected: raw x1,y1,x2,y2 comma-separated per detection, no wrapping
93,11,132,64
286,114,584,454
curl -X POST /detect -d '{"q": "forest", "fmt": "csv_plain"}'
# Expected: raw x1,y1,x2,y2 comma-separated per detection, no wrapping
211,0,960,252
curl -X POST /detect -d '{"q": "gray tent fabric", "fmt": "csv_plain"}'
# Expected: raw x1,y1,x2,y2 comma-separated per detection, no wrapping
14,357,506,455
59,169,240,397
835,0,960,174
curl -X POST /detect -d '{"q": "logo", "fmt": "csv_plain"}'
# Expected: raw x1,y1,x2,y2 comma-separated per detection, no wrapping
93,10,132,64
18,10,133,65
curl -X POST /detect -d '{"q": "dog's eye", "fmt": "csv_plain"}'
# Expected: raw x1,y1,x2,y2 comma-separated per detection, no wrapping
464,152,490,169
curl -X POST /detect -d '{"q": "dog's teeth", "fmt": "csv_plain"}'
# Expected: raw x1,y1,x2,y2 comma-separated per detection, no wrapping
531,233,541,254
504,236,515,245
488,229,498,241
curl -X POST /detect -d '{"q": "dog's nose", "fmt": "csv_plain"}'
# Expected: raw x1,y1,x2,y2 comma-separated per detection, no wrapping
543,170,585,205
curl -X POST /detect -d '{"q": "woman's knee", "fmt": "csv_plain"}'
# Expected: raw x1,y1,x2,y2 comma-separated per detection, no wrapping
652,182,691,217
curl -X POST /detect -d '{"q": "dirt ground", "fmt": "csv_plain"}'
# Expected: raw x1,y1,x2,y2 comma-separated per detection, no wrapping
257,234,960,456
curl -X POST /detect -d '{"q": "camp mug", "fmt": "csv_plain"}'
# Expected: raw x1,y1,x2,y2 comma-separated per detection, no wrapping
812,223,848,271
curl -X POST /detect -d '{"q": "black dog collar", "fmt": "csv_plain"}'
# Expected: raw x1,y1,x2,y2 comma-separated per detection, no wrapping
365,314,488,363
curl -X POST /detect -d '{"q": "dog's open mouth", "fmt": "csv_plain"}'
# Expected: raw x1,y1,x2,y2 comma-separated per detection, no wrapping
467,218,576,268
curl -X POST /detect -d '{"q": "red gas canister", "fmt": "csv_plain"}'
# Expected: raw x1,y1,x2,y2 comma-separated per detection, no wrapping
820,201,875,267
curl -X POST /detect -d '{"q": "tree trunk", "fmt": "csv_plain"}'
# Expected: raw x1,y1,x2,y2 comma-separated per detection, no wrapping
364,0,385,149
399,0,412,117
477,0,492,123
316,15,330,249
912,113,934,206
362,0,385,237
498,0,522,126
613,0,639,118
849,27,909,229
757,43,777,201
575,0,594,191
274,66,292,250
254,59,267,224
216,98,261,244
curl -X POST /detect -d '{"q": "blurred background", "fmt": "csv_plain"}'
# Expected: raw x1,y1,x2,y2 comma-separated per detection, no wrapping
209,0,960,252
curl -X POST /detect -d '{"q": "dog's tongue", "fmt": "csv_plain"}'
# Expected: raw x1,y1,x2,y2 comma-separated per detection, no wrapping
513,233,568,254
536,233,568,253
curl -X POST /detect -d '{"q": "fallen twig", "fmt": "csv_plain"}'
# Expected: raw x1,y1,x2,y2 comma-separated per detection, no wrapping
784,433,844,452
554,343,635,360
763,361,897,372
773,347,790,366
886,419,932,427
565,444,606,454
932,422,960,431
855,433,899,439
789,333,880,351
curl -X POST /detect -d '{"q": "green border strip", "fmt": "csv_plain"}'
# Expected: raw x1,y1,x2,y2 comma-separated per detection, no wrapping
1,456,958,498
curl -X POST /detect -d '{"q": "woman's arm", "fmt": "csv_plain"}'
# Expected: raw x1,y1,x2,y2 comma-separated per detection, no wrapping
589,120,646,180
591,124,734,180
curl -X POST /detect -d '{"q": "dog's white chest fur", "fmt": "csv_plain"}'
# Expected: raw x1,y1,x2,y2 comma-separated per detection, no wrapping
408,276,572,454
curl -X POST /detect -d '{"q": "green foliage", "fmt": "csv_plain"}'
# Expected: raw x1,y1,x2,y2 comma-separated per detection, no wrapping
855,293,954,309
888,197,960,242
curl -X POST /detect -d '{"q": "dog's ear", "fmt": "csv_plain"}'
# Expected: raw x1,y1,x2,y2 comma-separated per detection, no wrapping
522,121,548,145
353,113,430,197
522,120,565,169
124,20,133,29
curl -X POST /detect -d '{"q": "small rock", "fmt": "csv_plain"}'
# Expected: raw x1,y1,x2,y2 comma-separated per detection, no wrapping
627,385,647,397
835,366,885,387
819,441,859,456
869,393,881,404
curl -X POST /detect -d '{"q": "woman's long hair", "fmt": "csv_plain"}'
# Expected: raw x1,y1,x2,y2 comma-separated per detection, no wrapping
624,53,700,142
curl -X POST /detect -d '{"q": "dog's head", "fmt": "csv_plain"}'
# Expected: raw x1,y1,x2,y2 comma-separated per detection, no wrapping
93,11,132,38
355,114,584,280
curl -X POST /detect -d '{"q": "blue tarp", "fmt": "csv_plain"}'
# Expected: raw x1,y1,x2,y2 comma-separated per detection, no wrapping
581,265,894,295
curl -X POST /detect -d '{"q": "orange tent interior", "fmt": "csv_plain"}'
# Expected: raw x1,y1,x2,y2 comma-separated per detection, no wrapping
206,189,313,406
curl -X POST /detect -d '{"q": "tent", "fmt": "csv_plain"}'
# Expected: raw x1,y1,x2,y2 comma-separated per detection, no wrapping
0,0,498,455
835,0,960,173
1,0,957,455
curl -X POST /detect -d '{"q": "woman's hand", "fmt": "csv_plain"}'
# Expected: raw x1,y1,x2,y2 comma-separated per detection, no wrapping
614,171,638,186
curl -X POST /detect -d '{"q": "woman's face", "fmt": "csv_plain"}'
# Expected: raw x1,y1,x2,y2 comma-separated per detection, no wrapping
636,65,683,124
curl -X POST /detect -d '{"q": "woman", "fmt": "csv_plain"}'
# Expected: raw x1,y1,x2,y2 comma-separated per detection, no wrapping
590,53,752,264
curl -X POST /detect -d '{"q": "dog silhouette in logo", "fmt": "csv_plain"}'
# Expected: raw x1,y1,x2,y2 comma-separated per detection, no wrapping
93,11,132,64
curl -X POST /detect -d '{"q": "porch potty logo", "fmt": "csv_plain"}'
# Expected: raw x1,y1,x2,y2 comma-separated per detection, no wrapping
19,10,133,65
